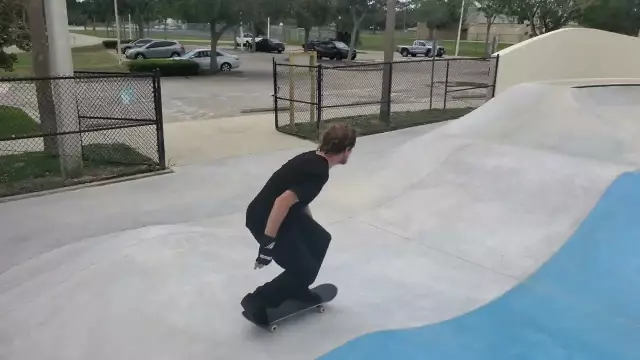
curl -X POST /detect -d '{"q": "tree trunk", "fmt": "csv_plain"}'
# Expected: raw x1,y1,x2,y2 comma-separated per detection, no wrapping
250,21,256,53
92,17,96,32
27,0,58,154
484,19,493,57
163,18,168,40
303,27,310,51
136,17,144,39
347,11,365,63
209,23,228,74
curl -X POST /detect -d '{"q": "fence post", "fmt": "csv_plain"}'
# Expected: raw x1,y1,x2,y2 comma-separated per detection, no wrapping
153,70,166,169
272,57,279,130
443,60,450,111
316,64,323,139
429,56,436,110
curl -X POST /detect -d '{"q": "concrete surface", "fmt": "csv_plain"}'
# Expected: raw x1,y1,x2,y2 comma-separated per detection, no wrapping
0,82,639,359
163,113,313,165
322,171,640,359
494,27,640,95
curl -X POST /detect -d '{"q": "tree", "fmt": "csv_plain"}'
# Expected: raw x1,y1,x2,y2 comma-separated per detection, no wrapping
579,0,640,36
412,0,462,40
291,0,334,48
336,0,379,61
0,0,31,71
505,0,584,37
179,0,245,73
474,0,509,56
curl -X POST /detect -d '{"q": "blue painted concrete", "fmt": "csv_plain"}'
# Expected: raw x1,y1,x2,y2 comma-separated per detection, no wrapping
320,171,640,359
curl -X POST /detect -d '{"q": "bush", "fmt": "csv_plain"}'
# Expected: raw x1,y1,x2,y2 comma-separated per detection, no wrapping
126,59,200,76
102,39,133,50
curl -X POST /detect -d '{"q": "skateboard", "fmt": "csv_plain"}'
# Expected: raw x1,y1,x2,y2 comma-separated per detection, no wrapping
242,283,338,332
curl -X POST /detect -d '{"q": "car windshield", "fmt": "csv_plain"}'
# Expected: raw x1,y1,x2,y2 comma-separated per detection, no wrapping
333,41,349,50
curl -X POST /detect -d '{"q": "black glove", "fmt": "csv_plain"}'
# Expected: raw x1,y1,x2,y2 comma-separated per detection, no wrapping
255,234,276,269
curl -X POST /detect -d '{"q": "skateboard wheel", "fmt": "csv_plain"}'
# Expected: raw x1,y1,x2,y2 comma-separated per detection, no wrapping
270,325,277,332
316,305,325,313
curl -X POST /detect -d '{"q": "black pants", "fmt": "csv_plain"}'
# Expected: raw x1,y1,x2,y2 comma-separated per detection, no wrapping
247,212,331,309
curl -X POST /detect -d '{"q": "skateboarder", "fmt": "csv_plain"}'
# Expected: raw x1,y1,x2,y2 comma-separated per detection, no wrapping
241,123,357,325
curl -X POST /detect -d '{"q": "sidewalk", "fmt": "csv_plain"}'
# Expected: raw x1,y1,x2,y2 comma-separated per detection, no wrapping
163,113,313,166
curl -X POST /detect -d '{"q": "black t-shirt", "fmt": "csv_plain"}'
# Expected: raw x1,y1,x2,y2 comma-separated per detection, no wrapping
246,150,330,229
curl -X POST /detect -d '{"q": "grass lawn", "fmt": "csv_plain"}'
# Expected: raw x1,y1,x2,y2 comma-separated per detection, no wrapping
70,30,514,57
0,44,126,77
0,105,41,138
0,104,162,197
0,143,159,197
278,107,476,140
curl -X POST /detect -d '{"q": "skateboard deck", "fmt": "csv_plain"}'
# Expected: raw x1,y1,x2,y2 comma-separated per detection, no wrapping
242,283,338,332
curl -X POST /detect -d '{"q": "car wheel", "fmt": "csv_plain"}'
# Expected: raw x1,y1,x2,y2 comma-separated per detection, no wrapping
401,49,409,57
220,63,232,72
170,52,180,58
277,49,283,54
135,53,145,59
335,53,343,61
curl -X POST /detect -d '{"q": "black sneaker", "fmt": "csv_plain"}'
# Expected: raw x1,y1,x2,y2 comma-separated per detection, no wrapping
241,293,269,325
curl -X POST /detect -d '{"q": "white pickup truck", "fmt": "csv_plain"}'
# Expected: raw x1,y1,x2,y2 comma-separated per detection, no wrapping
235,33,263,48
397,40,445,58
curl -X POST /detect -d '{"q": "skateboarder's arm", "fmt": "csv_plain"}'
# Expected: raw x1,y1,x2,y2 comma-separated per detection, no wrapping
264,190,299,238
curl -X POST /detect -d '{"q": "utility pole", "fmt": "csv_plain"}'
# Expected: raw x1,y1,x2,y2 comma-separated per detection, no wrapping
379,0,396,124
26,0,57,154
455,0,466,56
43,0,83,178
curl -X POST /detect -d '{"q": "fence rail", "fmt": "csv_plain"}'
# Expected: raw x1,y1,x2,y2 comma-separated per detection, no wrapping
0,71,166,197
273,56,499,140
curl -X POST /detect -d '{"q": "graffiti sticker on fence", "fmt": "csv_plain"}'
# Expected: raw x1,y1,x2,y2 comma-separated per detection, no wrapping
120,86,135,104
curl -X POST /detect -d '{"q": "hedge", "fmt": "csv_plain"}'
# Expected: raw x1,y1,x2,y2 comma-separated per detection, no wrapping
126,59,200,76
102,39,134,50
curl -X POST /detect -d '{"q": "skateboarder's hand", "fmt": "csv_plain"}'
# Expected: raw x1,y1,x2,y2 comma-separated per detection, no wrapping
255,235,275,270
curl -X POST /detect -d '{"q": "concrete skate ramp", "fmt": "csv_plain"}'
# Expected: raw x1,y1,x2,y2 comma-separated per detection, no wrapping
0,82,639,359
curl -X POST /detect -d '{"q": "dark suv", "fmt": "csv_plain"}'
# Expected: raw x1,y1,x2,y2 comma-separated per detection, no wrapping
309,40,357,61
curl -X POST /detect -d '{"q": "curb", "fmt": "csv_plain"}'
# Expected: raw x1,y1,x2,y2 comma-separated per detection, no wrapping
240,106,289,114
0,169,174,204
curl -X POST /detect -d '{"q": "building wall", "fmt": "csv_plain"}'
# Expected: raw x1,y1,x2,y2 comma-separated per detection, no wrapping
493,27,640,95
467,23,529,43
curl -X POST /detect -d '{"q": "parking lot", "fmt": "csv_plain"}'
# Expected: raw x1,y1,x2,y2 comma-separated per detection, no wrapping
152,44,493,123
159,45,421,123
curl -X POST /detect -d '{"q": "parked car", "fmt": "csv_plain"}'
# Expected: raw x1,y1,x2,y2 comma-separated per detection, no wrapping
235,33,263,48
119,38,154,54
251,38,285,53
125,40,186,60
397,40,445,58
302,40,322,51
313,40,357,60
177,48,240,72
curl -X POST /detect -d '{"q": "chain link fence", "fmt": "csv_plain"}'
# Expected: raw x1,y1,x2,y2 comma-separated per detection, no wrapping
273,56,499,140
0,71,166,197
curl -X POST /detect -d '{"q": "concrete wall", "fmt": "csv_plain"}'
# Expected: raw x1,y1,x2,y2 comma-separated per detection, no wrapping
493,27,640,95
467,23,529,43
